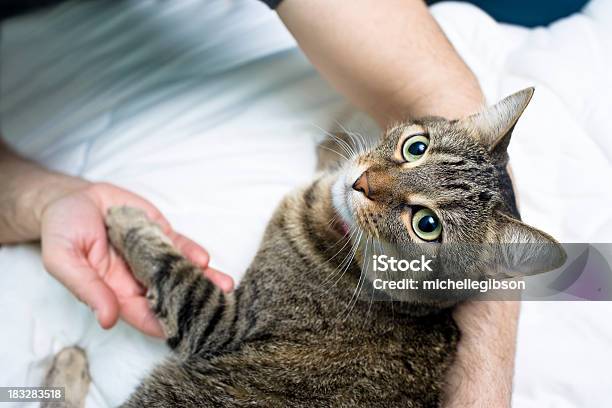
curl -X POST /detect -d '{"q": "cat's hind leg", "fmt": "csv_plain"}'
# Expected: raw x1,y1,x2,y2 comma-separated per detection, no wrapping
41,346,90,408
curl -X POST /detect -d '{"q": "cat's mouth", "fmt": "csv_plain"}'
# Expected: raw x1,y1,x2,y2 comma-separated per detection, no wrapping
333,218,350,237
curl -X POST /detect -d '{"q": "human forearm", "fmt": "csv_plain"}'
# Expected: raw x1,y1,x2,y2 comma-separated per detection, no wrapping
0,139,88,243
277,0,483,124
444,301,520,407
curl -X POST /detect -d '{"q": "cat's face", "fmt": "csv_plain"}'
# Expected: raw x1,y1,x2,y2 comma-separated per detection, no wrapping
331,88,565,303
333,120,500,247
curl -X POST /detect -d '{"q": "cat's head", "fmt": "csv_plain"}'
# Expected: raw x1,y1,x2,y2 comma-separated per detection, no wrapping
331,88,566,303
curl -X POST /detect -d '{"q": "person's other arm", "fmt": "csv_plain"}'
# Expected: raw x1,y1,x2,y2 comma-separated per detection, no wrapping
277,0,483,124
0,139,233,336
443,301,519,407
277,1,517,406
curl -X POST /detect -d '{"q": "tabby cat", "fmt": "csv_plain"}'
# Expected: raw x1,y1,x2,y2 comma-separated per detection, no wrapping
47,88,565,407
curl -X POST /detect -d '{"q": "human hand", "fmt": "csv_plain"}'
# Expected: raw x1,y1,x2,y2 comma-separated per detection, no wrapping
39,182,234,337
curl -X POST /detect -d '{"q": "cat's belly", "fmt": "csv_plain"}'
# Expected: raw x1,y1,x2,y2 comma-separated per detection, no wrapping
127,318,458,408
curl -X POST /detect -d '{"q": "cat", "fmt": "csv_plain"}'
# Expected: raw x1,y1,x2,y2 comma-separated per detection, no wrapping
45,87,565,407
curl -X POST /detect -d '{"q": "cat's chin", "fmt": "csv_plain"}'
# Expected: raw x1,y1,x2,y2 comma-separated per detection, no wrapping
330,163,366,235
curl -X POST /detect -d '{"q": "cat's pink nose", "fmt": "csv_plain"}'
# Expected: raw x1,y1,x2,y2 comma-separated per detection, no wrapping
352,171,371,199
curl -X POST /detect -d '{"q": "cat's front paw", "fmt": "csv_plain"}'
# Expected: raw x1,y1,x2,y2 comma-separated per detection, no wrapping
105,206,180,288
105,206,171,255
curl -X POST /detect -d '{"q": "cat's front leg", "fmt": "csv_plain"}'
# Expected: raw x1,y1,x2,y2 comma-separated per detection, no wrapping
105,206,251,357
105,206,175,287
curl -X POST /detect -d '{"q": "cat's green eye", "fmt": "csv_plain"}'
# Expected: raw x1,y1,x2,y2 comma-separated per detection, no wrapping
412,208,442,241
401,135,429,162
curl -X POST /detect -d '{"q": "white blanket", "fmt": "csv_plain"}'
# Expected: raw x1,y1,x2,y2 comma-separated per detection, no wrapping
1,1,611,406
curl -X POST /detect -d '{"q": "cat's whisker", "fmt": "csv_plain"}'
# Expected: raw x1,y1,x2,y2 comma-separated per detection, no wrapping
319,229,358,282
327,133,355,158
359,131,375,154
350,130,367,155
328,130,358,158
364,239,377,326
343,234,367,312
342,234,371,321
375,239,394,318
331,230,361,288
323,223,361,254
338,123,370,157
312,124,358,158
326,228,363,292
320,225,361,288
333,121,362,158
325,213,339,229
319,145,350,161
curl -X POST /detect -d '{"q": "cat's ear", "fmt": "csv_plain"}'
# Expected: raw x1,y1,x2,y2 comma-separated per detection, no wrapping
461,87,534,162
486,211,566,278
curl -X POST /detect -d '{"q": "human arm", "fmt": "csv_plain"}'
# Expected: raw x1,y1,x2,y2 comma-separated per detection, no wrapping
443,301,520,407
276,0,484,124
0,139,233,336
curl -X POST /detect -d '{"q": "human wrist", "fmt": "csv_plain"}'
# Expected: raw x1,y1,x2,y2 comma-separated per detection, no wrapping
28,172,91,233
0,159,89,243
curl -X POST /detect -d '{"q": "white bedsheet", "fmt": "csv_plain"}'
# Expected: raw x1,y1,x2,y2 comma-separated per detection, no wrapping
1,1,611,406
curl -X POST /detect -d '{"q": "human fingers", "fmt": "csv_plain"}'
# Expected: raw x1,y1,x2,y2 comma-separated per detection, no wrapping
118,295,165,338
172,233,210,269
42,248,120,329
203,266,234,293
